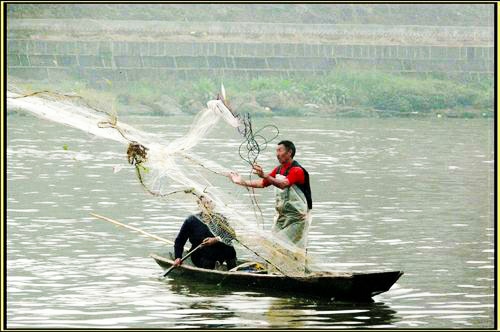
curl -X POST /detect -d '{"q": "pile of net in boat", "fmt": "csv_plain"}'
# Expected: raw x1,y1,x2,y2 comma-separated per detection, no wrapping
7,86,317,277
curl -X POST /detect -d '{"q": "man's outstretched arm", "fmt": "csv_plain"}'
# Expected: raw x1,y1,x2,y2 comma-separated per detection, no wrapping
229,172,265,188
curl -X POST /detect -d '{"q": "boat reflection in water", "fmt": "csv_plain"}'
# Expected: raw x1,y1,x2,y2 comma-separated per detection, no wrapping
165,275,399,328
156,253,401,328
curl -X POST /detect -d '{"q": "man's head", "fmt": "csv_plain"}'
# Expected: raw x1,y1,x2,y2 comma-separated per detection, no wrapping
276,140,295,164
197,195,215,213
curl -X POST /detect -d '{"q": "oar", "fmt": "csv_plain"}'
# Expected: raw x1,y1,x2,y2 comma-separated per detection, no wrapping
163,243,204,277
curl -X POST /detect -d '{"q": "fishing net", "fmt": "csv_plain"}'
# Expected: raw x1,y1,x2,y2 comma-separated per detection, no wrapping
7,85,318,277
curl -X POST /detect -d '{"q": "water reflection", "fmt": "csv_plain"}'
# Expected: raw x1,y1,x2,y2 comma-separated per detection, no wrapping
264,298,399,328
165,277,400,328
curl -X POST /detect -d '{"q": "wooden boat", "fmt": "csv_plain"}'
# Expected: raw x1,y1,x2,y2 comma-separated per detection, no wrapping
151,253,403,301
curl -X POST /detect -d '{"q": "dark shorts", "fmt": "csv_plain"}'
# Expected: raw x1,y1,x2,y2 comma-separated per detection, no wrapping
191,243,236,269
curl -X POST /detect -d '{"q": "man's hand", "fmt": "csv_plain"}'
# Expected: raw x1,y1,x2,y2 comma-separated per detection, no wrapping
229,172,243,184
202,237,219,246
252,163,265,178
173,258,182,267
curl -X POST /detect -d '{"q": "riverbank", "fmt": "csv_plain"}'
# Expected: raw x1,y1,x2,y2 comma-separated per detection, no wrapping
11,68,493,119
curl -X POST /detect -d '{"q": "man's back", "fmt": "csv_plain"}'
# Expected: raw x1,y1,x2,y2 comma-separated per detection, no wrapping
174,213,237,269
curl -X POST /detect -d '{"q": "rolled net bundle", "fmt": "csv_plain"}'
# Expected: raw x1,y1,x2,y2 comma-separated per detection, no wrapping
7,87,318,277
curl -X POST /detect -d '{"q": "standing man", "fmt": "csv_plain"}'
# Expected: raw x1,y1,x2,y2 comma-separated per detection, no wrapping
229,140,312,248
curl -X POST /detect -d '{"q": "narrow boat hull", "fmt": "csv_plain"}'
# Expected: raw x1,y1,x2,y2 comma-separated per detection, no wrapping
151,253,403,301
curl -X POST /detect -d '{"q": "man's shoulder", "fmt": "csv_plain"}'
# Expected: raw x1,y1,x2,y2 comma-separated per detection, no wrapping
291,161,308,174
288,162,306,184
290,164,305,173
185,214,202,224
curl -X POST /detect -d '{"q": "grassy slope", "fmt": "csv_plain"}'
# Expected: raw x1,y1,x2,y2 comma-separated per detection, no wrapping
14,69,493,118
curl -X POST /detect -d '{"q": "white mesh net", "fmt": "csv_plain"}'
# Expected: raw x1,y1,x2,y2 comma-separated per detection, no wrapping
7,86,318,277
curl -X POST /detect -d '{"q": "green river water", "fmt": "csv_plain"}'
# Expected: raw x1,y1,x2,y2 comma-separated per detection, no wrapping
6,114,494,328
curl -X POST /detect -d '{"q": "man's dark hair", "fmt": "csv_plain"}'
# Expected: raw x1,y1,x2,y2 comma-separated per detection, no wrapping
278,140,296,158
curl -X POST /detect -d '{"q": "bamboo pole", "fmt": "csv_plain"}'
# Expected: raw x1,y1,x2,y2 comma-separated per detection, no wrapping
90,212,174,245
